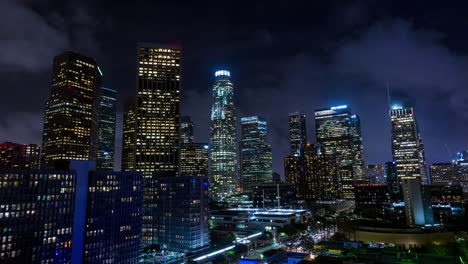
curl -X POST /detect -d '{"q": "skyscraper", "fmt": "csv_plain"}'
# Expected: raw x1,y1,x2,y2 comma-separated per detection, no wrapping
315,105,364,199
179,143,209,177
385,161,402,202
289,112,307,156
135,44,181,245
210,70,237,199
284,155,302,187
96,86,117,170
0,142,40,169
430,163,458,185
154,176,210,253
121,98,136,171
240,116,273,192
180,116,194,144
366,164,385,184
390,105,427,226
41,51,99,169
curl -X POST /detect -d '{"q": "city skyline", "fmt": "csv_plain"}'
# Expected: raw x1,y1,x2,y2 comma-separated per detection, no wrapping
1,1,468,177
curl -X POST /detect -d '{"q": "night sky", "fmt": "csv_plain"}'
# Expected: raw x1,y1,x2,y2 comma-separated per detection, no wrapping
1,0,468,174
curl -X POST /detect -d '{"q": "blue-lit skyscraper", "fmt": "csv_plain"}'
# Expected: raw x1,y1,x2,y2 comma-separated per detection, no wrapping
289,112,307,156
210,70,237,199
240,116,273,192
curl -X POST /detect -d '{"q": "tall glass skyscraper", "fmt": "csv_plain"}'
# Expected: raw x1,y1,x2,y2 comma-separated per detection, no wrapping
390,105,427,226
289,112,307,156
180,116,194,144
96,86,117,170
315,105,364,199
121,98,136,171
41,51,99,169
135,44,181,245
240,116,272,191
210,70,237,199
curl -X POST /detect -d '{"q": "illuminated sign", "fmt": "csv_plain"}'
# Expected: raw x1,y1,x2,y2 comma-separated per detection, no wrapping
391,104,403,110
215,70,230,77
331,105,347,110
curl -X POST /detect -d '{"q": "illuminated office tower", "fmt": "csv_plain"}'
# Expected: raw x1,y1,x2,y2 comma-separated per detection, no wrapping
315,105,363,199
240,116,273,192
179,143,209,177
301,144,339,201
350,114,365,182
180,116,194,144
41,51,99,169
390,105,427,226
0,142,40,169
0,170,76,263
135,44,181,246
121,98,136,171
430,163,458,185
96,87,117,170
210,70,237,199
455,150,468,193
284,155,301,187
289,112,307,156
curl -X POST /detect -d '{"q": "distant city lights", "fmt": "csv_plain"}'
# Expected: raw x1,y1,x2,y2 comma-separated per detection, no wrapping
215,70,230,77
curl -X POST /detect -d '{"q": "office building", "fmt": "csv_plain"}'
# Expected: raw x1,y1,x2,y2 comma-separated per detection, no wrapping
121,98,136,171
252,183,298,208
210,70,237,199
180,116,194,144
366,164,385,185
0,142,40,169
288,112,307,156
96,87,117,170
154,176,210,253
41,51,99,169
84,171,143,263
240,116,273,192
284,155,301,187
315,105,363,199
354,184,390,220
0,170,76,263
301,144,339,201
390,105,427,226
135,44,181,245
454,150,468,194
430,163,458,186
179,143,209,177
385,161,402,202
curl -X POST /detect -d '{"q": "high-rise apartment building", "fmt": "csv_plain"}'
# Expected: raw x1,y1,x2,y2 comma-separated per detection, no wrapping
180,116,194,144
179,143,209,177
96,87,117,170
0,170,76,263
210,70,237,199
135,44,181,245
121,98,136,171
240,116,273,192
430,163,458,186
154,176,210,253
315,105,364,199
289,112,307,156
0,142,40,169
390,105,427,226
41,51,99,169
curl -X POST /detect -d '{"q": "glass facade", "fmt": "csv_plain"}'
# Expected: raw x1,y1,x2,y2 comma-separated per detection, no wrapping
96,87,117,170
210,70,237,199
0,142,40,169
179,143,209,177
315,105,364,199
154,176,210,253
121,98,136,171
135,44,181,245
41,51,99,169
288,112,307,156
240,116,272,192
0,170,76,263
180,116,194,144
84,171,143,263
390,106,427,226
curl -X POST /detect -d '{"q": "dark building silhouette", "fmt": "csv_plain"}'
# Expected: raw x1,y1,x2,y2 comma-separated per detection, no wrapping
0,142,40,169
430,163,458,186
121,98,136,171
96,87,117,170
180,116,194,144
288,112,307,156
252,183,298,208
354,184,390,220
